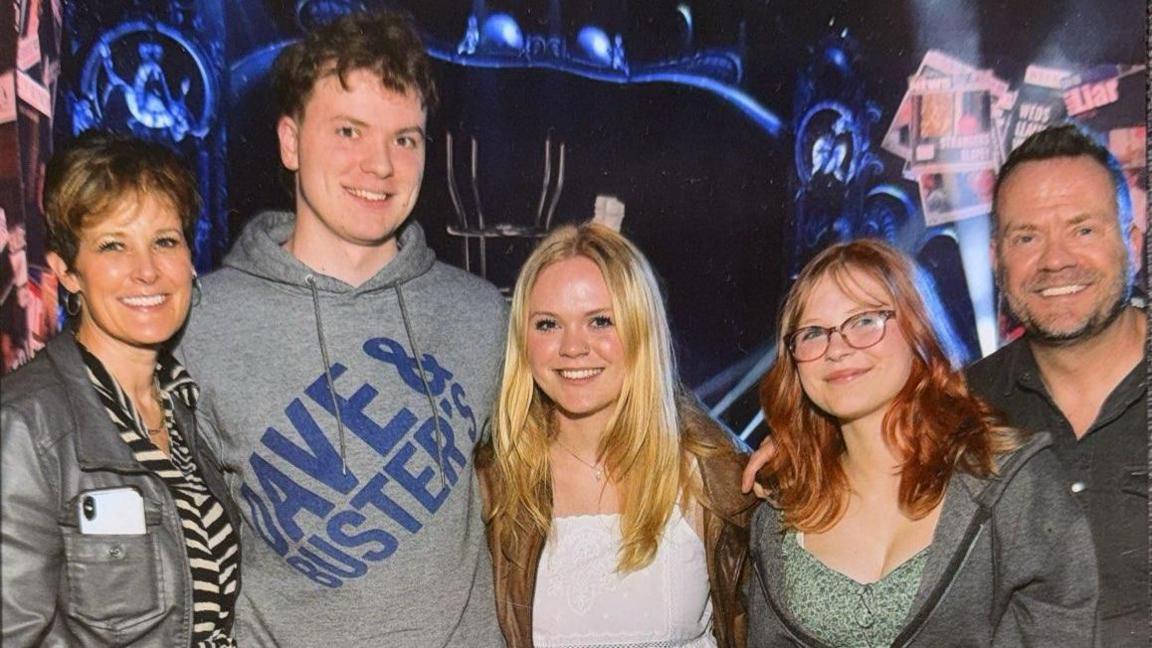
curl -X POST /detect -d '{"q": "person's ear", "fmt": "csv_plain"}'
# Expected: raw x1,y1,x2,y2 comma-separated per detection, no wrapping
277,115,301,172
46,251,80,294
1125,224,1142,277
988,238,1000,285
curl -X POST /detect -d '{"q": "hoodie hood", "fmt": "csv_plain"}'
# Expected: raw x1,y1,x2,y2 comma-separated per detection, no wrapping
224,210,436,295
956,429,1051,510
220,210,444,476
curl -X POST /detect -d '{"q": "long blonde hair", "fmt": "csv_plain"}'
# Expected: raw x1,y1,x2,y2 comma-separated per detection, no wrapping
489,222,702,572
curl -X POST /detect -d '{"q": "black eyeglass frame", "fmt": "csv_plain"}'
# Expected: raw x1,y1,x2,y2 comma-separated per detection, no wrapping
786,309,897,362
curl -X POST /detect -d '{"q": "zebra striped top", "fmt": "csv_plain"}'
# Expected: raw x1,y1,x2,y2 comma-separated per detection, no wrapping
78,343,239,647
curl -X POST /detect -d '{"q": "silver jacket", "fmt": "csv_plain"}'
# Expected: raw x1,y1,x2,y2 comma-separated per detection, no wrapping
1,334,241,646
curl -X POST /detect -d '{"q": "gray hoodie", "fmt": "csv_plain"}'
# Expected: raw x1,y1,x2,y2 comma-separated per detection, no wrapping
745,431,1100,647
177,211,507,647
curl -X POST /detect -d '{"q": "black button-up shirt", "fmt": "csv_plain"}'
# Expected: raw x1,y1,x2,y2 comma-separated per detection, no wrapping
967,337,1148,648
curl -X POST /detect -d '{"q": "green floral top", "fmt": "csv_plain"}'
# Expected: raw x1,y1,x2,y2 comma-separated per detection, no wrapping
781,532,928,648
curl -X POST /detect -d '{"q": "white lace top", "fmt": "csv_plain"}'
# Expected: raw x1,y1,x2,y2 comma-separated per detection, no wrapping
532,508,716,648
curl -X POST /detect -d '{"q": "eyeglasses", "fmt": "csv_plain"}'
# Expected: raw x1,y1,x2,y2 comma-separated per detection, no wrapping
786,310,896,362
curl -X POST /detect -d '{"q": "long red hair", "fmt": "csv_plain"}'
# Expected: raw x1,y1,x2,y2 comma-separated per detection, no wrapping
759,239,1019,531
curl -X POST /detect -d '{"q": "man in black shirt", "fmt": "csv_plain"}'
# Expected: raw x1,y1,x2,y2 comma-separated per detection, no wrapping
966,124,1147,647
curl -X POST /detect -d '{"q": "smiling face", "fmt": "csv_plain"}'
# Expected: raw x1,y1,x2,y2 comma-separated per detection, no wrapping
794,269,915,431
48,192,194,357
994,155,1137,344
525,255,627,435
278,68,427,264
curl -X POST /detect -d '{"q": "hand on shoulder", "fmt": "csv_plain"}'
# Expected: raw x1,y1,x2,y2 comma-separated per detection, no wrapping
741,435,776,499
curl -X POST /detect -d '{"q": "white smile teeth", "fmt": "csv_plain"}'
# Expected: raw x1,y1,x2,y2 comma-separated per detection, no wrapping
559,368,602,380
347,188,390,201
122,295,166,307
1039,284,1086,297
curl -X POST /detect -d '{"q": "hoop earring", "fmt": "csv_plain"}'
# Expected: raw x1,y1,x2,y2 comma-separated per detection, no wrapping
191,276,202,307
65,291,82,317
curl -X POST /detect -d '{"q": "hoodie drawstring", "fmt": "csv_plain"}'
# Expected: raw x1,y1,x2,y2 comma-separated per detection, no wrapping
395,283,448,491
304,275,446,489
306,275,351,475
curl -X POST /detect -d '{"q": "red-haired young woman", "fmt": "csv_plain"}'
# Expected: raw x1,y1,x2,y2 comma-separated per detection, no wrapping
745,239,1098,647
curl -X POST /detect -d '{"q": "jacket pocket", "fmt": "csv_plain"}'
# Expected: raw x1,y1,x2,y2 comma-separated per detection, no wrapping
62,530,167,637
1120,463,1147,498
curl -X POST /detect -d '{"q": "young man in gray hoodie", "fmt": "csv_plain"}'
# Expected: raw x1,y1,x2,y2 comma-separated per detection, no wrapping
177,11,507,646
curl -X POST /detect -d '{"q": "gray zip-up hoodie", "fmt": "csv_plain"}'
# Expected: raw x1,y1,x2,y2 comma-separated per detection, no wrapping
745,431,1100,647
177,211,507,647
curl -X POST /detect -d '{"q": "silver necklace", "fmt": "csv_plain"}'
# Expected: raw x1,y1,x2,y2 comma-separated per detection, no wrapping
145,379,168,441
553,438,605,481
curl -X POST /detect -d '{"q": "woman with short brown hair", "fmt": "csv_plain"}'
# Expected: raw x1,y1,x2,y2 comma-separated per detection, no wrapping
2,130,239,646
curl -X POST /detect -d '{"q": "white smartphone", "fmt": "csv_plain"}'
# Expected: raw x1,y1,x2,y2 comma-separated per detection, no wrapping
77,487,146,535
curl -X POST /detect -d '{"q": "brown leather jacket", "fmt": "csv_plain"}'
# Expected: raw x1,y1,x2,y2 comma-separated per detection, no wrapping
476,408,759,648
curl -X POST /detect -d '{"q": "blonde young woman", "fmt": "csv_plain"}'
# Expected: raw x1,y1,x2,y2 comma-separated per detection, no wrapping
478,223,757,648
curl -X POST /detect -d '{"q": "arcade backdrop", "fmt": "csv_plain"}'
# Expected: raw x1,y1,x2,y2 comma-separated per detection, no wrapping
1,0,1145,441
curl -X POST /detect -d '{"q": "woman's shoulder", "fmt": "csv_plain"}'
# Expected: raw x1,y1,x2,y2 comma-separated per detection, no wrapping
958,430,1078,526
986,430,1057,493
1,337,75,412
680,406,759,522
681,405,750,454
1,342,79,471
683,411,746,475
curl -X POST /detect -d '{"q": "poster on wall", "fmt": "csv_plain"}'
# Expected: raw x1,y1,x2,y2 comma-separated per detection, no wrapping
1,0,62,374
1002,64,1070,151
916,167,998,226
1063,64,1147,237
883,50,1146,232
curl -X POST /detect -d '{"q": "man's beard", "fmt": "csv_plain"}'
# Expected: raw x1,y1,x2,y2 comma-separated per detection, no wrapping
1000,270,1132,347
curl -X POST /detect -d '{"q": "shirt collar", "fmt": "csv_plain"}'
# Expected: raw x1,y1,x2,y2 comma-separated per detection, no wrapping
1006,333,1147,428
999,337,1044,397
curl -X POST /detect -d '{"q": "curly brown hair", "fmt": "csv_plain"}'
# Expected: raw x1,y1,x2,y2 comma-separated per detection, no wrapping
271,10,439,120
